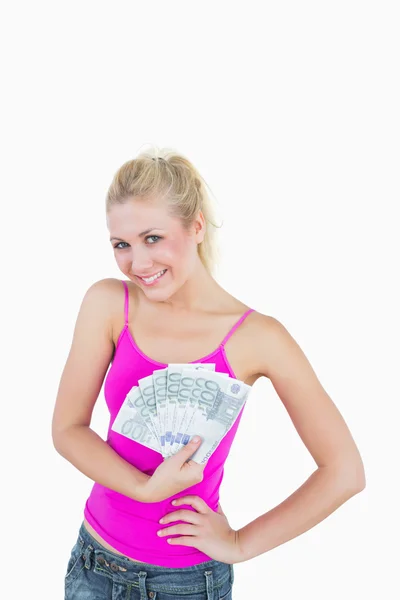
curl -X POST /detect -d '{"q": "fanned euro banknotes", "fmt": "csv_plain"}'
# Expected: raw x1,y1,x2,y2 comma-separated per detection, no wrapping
111,363,251,464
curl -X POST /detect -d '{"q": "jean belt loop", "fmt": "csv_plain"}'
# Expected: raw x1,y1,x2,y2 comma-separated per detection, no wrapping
138,571,148,600
83,544,94,570
204,569,214,600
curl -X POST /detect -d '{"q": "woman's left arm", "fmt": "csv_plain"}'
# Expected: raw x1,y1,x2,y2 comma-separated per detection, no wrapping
237,316,366,562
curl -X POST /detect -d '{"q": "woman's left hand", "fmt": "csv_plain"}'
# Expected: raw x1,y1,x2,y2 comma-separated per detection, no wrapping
157,495,244,564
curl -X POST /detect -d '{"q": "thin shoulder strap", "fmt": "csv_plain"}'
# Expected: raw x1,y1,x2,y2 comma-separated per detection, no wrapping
221,308,255,347
121,280,129,326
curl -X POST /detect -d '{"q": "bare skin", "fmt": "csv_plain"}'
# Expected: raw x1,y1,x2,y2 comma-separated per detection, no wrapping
84,279,263,563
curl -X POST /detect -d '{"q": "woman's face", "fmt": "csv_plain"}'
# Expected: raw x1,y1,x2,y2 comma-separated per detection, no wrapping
107,197,205,297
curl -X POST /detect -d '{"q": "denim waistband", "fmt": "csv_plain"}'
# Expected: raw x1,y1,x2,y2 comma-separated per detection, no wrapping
75,520,234,598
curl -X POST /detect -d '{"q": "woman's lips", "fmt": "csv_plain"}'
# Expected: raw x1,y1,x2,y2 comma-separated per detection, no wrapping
136,269,168,286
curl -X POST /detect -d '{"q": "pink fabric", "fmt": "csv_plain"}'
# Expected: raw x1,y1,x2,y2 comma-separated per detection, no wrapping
83,280,254,567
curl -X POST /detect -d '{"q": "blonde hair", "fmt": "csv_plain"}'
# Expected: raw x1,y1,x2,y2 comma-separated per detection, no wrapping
105,146,223,276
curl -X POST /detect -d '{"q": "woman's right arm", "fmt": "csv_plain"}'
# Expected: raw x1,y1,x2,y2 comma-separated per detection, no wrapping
51,279,150,502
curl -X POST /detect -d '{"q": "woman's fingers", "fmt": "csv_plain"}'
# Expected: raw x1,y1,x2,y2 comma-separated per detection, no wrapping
160,508,202,525
171,495,211,514
157,523,198,537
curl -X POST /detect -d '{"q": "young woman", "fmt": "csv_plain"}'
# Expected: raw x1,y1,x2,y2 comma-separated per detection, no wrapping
52,149,366,599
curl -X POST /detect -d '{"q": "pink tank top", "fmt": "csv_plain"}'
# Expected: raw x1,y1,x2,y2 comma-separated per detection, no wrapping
84,280,255,567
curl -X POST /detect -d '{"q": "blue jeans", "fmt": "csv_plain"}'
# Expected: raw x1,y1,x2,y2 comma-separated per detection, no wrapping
65,521,235,599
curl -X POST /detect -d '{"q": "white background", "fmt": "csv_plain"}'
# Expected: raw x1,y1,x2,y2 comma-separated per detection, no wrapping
1,1,399,598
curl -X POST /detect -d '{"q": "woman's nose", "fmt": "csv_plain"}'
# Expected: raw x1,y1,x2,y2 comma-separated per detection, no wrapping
130,247,154,272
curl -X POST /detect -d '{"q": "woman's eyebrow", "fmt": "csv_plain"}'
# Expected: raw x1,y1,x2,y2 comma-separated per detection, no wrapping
110,228,161,242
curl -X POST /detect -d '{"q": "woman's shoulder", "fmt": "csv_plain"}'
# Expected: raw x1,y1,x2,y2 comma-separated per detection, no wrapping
224,298,283,349
89,277,137,296
85,277,132,299
221,294,273,327
85,278,138,319
213,294,277,350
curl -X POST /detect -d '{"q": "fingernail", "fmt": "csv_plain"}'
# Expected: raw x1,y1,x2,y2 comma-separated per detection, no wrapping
171,500,177,505
192,436,200,443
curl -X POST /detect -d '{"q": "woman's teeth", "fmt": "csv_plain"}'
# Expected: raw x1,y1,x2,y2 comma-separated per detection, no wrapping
140,269,167,283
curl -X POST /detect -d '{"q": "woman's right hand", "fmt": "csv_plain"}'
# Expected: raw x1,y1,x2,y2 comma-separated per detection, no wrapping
138,436,205,503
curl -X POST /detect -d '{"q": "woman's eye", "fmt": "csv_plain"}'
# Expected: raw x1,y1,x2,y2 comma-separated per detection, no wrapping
146,235,161,244
113,236,161,250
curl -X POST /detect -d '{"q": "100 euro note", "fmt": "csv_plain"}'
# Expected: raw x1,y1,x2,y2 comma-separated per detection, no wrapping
170,368,229,454
110,385,161,454
138,373,162,450
164,363,216,458
152,367,169,457
172,369,252,464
